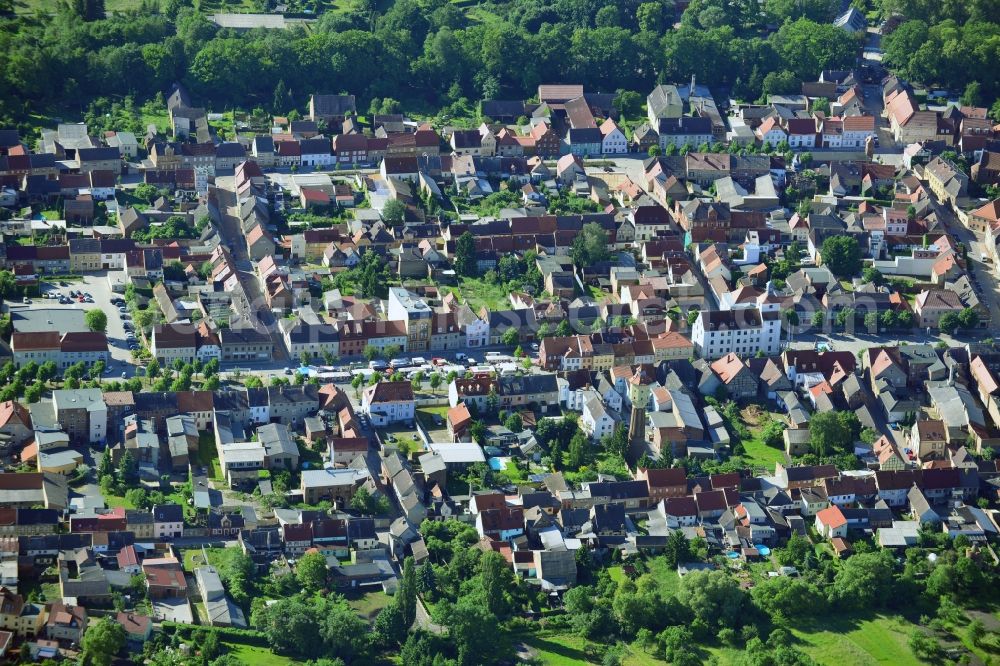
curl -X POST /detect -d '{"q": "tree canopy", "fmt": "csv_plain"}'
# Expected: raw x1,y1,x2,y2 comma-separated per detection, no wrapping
820,236,863,278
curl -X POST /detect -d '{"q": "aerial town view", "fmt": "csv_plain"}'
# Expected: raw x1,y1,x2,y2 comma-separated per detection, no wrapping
0,0,998,663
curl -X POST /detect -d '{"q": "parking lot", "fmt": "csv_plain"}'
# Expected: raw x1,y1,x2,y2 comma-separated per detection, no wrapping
33,272,137,373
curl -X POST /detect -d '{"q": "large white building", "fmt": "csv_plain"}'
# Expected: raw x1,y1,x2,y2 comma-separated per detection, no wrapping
362,381,416,426
691,305,781,359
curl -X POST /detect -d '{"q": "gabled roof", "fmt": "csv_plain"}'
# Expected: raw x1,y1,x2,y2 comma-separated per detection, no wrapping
816,505,847,528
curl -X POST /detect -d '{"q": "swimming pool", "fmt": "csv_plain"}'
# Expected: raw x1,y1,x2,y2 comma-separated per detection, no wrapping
755,545,771,556
488,457,508,471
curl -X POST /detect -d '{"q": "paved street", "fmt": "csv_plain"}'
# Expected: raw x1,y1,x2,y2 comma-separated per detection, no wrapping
931,201,1000,325
213,176,288,362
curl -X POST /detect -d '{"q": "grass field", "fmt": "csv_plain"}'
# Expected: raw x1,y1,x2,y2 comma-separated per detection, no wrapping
104,493,136,509
695,614,923,666
15,0,144,14
454,276,508,311
344,590,392,621
221,642,296,666
524,631,594,665
740,435,787,470
195,432,224,482
738,407,788,470
525,611,924,666
415,405,449,430
181,545,245,573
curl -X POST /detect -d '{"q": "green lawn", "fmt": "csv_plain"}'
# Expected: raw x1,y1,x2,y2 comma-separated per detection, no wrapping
454,277,509,311
41,582,61,603
140,109,170,134
104,494,136,509
789,614,923,666
415,405,449,430
344,590,392,621
526,610,923,666
524,631,595,665
695,614,922,666
640,556,681,597
392,434,424,457
16,0,145,14
195,432,224,482
221,642,296,666
740,436,787,470
180,546,245,573
298,438,325,467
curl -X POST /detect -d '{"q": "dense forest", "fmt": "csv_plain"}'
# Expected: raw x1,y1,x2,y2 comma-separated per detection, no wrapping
0,0,998,129
0,0,860,132
2,0,999,134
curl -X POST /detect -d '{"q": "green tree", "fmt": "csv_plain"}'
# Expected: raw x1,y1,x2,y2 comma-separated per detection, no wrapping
957,307,979,331
567,431,588,469
772,18,859,80
483,388,498,416
295,551,329,592
118,451,138,485
861,266,884,285
36,361,58,383
383,200,407,226
503,412,523,433
908,631,942,661
372,600,407,647
821,236,862,277
571,222,610,267
410,370,424,391
663,529,692,568
601,422,629,460
80,617,125,666
939,311,960,335
85,309,108,333
399,557,417,628
429,372,442,395
830,551,895,610
24,381,44,404
808,410,852,457
676,570,748,631
454,231,477,277
125,488,148,509
350,486,386,515
500,327,520,347
98,448,114,479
